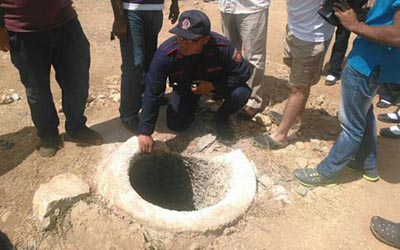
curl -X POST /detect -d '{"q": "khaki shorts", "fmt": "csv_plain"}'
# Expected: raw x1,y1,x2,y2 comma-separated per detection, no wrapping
283,32,330,87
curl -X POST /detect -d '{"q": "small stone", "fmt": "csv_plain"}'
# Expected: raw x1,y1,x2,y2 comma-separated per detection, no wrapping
0,95,13,104
286,144,297,151
258,174,274,190
254,113,272,126
310,139,321,150
11,93,20,101
196,134,216,152
223,226,235,236
109,93,120,102
87,94,96,103
316,95,325,105
295,157,308,168
320,146,329,152
270,185,291,204
296,185,309,197
32,173,90,230
294,141,305,150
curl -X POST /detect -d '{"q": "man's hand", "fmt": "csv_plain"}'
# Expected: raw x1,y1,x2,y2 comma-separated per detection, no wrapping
112,18,127,39
0,27,10,52
139,135,154,154
191,80,215,95
168,1,179,24
333,2,361,32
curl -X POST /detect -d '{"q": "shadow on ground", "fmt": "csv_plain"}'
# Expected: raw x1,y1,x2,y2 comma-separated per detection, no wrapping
0,126,36,176
0,230,14,250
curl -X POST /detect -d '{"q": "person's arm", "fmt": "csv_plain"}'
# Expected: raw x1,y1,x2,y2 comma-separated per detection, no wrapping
0,8,10,52
138,47,169,153
334,3,400,47
168,0,179,24
110,0,127,38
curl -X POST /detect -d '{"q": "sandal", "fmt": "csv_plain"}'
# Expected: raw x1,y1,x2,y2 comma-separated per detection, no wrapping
252,134,287,150
370,216,400,248
378,109,400,123
380,125,400,139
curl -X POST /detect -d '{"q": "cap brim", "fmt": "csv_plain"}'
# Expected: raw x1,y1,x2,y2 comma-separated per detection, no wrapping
169,26,203,40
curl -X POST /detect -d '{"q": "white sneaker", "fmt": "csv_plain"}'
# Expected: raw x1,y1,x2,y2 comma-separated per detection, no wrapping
325,74,338,86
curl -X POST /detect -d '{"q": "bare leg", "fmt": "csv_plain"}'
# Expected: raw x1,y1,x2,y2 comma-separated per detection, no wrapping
271,85,310,143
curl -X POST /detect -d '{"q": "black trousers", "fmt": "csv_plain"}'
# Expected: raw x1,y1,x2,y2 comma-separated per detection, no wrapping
327,25,351,78
9,18,90,138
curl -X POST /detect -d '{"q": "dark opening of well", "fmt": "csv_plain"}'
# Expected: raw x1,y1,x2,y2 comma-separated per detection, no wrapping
129,153,229,211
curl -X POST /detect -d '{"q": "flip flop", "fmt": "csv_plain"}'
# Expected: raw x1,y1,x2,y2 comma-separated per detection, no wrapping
380,125,400,139
268,111,282,125
252,134,287,150
370,216,400,249
378,108,400,123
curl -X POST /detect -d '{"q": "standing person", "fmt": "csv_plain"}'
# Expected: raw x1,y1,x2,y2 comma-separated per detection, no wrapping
252,0,334,149
110,0,179,132
324,0,370,86
294,0,400,186
138,10,251,154
0,0,103,158
219,0,271,119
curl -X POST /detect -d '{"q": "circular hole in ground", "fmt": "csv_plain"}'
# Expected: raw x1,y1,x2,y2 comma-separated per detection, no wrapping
129,152,231,211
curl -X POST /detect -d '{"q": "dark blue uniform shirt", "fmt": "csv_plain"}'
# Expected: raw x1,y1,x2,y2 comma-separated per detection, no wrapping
139,32,251,135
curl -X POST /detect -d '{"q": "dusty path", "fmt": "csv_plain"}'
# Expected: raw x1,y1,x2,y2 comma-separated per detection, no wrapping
0,0,399,249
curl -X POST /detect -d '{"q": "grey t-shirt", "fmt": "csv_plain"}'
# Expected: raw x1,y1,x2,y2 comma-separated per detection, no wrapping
287,0,334,42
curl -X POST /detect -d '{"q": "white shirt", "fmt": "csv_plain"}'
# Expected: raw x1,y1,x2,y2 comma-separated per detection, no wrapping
286,0,334,42
218,0,270,14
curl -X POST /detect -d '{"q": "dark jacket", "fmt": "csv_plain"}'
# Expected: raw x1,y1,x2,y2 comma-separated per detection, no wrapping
139,31,251,135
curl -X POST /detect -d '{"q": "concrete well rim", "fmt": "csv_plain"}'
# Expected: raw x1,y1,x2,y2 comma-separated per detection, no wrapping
97,136,256,232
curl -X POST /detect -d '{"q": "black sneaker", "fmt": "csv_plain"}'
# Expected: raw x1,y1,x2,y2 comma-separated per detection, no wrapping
377,98,393,109
38,135,62,157
294,168,336,187
68,126,103,145
215,115,235,143
380,125,400,139
122,117,140,133
325,74,339,86
346,162,380,182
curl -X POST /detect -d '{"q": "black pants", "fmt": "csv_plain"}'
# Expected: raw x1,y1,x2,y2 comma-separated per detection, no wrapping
9,18,90,138
166,86,251,132
327,25,351,78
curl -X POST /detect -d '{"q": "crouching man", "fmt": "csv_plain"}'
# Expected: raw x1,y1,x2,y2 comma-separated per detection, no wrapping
138,10,251,153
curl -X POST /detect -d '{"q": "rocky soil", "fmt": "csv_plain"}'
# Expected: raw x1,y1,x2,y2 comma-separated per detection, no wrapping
1,0,399,249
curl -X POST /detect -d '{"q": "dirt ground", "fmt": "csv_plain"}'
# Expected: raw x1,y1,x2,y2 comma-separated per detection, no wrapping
1,0,400,249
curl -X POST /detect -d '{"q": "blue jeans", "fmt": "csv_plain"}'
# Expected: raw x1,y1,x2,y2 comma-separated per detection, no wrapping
318,64,379,178
9,18,90,138
119,10,163,122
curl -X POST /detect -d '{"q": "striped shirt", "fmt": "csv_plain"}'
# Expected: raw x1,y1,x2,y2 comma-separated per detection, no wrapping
122,0,165,11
